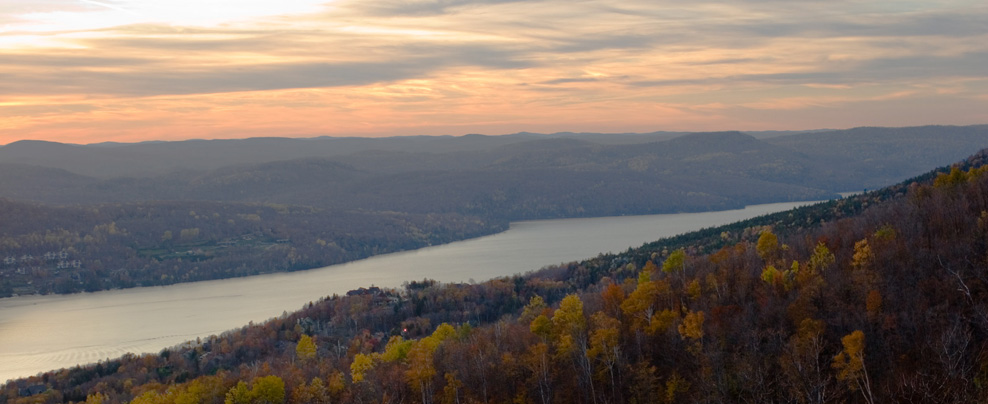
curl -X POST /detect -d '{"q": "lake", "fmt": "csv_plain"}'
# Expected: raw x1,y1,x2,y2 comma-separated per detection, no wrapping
0,200,819,383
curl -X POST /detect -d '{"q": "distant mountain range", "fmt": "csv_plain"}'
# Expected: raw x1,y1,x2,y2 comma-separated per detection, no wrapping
1,125,987,219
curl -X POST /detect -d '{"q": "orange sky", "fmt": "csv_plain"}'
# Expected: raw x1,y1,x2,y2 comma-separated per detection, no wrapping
1,0,987,144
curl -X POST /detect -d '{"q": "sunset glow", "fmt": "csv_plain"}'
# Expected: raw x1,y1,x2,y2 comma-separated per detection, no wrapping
1,0,986,144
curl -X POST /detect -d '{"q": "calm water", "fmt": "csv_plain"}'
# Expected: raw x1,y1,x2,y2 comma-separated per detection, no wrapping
0,200,818,383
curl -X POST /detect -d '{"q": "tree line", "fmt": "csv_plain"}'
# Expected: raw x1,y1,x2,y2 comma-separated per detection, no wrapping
0,200,502,297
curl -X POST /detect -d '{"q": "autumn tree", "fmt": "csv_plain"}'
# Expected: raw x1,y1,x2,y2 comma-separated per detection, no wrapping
621,271,676,337
551,294,595,402
406,323,457,404
350,353,374,383
381,335,413,363
525,342,553,404
808,242,835,273
756,229,779,262
588,312,621,400
225,381,252,404
662,249,686,274
600,283,626,318
832,330,874,404
678,310,704,354
291,377,328,404
521,295,548,324
295,334,316,363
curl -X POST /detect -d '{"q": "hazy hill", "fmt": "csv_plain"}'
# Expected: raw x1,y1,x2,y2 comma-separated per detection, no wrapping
0,134,545,178
8,126,986,216
0,132,837,217
4,125,983,180
766,124,988,188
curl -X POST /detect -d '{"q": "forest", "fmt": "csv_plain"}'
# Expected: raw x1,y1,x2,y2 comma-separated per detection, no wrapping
5,148,988,403
0,200,501,296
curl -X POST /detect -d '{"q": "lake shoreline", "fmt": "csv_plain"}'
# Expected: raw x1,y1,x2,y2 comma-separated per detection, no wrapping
1,196,839,301
0,198,831,383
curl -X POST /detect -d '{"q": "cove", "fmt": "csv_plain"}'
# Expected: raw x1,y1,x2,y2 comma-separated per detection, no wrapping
0,200,819,383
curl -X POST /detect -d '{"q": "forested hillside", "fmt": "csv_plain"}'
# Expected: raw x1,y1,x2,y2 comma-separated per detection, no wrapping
5,148,988,403
0,199,500,296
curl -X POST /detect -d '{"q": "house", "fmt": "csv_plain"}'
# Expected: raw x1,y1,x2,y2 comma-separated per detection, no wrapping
346,286,384,296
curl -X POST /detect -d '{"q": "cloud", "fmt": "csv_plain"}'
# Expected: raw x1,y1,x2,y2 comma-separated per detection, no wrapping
539,78,599,85
354,0,534,17
0,41,538,96
1,0,987,143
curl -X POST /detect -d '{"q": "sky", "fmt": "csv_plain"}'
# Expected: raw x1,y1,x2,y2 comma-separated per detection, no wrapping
0,0,986,144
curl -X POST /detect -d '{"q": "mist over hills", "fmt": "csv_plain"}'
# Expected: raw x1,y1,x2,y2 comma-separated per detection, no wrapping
1,125,987,217
1,124,987,296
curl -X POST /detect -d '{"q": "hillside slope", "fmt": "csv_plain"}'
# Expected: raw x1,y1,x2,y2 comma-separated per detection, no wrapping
5,149,988,403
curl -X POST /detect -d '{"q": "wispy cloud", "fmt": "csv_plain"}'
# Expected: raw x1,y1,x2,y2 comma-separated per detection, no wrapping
0,0,986,143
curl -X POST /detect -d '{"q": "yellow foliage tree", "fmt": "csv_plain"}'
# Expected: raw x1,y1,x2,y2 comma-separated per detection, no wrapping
832,330,874,404
588,312,621,395
552,294,587,353
350,353,374,383
665,372,690,404
756,230,779,262
442,372,464,404
809,242,835,273
521,295,548,323
621,279,658,333
406,322,458,404
327,371,345,397
761,265,781,285
647,309,679,335
381,335,413,362
530,314,552,341
662,249,687,273
224,381,252,404
295,334,316,363
85,393,108,404
851,239,873,271
678,310,705,342
250,375,285,404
